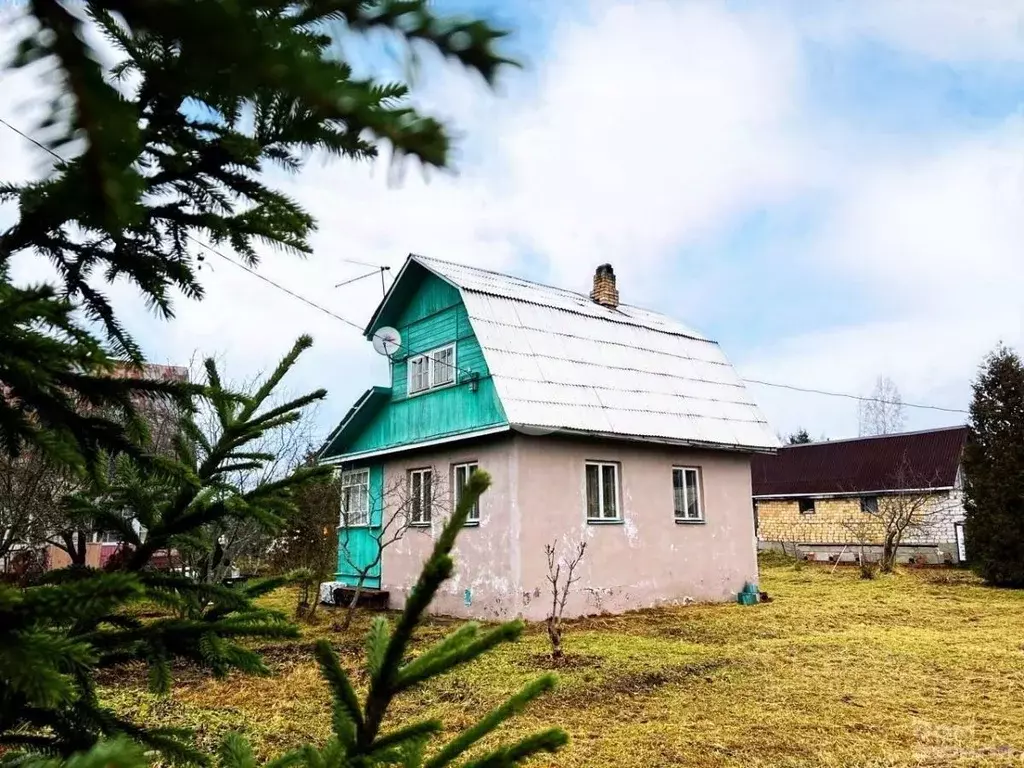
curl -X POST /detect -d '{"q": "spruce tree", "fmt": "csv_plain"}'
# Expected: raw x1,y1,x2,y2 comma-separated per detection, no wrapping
2,0,512,465
963,345,1024,587
242,470,568,768
3,465,568,768
0,337,331,761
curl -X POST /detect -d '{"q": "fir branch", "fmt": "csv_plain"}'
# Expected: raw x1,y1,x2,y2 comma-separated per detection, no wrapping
423,676,558,768
458,729,569,768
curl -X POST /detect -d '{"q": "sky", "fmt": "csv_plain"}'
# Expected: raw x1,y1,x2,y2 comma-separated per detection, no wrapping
2,0,1023,443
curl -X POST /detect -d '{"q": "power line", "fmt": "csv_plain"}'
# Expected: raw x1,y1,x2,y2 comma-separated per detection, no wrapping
188,239,365,331
0,116,64,161
1,115,479,377
743,379,968,415
1,117,969,416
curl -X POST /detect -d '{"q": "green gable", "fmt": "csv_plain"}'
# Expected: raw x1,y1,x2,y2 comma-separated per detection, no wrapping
321,265,507,460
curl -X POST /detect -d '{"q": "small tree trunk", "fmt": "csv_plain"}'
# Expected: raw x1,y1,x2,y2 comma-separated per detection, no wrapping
306,581,320,621
295,581,311,620
546,616,563,660
65,530,87,567
342,579,364,631
881,534,898,573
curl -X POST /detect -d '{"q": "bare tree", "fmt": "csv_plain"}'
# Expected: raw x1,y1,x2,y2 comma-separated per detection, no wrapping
335,470,448,631
841,455,957,573
0,453,75,566
544,538,587,660
858,376,906,436
840,516,879,579
22,363,188,569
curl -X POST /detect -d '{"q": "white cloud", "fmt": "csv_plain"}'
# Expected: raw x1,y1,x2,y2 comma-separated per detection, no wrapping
502,1,814,292
742,123,1024,438
3,0,1023,442
806,0,1024,62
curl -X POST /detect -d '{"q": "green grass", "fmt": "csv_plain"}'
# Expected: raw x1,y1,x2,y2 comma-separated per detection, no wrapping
100,563,1024,766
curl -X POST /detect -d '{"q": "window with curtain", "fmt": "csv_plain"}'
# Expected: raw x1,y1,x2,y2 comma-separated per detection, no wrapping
672,467,703,522
585,461,620,521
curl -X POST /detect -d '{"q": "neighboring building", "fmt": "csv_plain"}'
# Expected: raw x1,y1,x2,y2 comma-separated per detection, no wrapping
752,426,969,565
318,255,778,620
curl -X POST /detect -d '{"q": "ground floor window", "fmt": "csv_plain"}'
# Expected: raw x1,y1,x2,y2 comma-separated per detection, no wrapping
409,468,433,525
340,469,370,526
673,466,703,521
585,461,620,521
452,462,480,523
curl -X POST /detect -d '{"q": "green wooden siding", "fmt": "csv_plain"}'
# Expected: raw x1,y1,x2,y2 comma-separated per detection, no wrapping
327,272,507,459
394,273,461,328
336,463,383,587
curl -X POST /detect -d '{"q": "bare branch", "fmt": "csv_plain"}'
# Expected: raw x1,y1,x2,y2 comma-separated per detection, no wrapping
544,538,587,660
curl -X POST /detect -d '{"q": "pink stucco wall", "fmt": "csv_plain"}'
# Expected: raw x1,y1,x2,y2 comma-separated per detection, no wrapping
514,435,758,620
379,433,759,621
381,435,521,620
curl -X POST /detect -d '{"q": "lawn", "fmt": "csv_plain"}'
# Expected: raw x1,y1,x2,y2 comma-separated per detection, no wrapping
102,559,1024,767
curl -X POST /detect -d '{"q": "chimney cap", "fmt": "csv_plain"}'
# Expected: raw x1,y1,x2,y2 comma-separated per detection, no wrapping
596,263,614,275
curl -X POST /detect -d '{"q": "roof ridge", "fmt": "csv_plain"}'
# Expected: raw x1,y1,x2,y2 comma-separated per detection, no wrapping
412,253,714,343
782,425,968,448
412,253,594,302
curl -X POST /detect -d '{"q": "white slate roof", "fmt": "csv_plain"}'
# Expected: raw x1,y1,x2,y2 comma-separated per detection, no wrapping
415,255,779,452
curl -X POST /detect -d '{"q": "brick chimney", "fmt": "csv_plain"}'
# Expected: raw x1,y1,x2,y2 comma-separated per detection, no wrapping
590,263,619,309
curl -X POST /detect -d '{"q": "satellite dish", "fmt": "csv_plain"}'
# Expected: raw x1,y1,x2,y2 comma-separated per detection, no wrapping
371,326,402,358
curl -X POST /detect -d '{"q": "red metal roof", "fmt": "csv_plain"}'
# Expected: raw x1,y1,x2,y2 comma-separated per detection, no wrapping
751,426,968,497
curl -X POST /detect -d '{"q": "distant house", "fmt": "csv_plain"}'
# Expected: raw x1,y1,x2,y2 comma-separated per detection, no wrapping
318,255,777,620
752,427,969,565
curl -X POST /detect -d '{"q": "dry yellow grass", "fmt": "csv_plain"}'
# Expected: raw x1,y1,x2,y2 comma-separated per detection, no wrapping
101,561,1024,767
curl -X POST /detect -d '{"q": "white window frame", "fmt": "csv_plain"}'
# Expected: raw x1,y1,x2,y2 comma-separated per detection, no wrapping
408,468,433,526
408,355,430,395
585,461,621,522
407,343,457,396
672,466,704,522
431,344,456,388
452,462,480,524
340,469,370,527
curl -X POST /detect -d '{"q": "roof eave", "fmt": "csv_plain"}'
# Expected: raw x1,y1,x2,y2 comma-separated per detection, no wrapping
319,425,511,464
753,486,956,499
511,424,778,454
317,386,391,460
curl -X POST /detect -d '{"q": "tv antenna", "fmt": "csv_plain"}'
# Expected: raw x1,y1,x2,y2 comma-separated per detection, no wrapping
334,259,392,295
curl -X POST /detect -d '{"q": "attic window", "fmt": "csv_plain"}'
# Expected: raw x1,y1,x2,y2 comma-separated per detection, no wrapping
408,343,456,395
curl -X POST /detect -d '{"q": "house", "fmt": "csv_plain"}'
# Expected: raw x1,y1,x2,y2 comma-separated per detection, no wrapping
318,256,778,620
752,426,969,565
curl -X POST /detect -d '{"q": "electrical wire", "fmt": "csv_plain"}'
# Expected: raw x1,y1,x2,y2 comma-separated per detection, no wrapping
742,379,967,414
1,116,967,416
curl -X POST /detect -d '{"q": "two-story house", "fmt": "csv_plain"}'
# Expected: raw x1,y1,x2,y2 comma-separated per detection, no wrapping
318,255,778,620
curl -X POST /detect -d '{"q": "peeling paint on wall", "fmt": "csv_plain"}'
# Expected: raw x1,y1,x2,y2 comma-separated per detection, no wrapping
374,434,758,622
